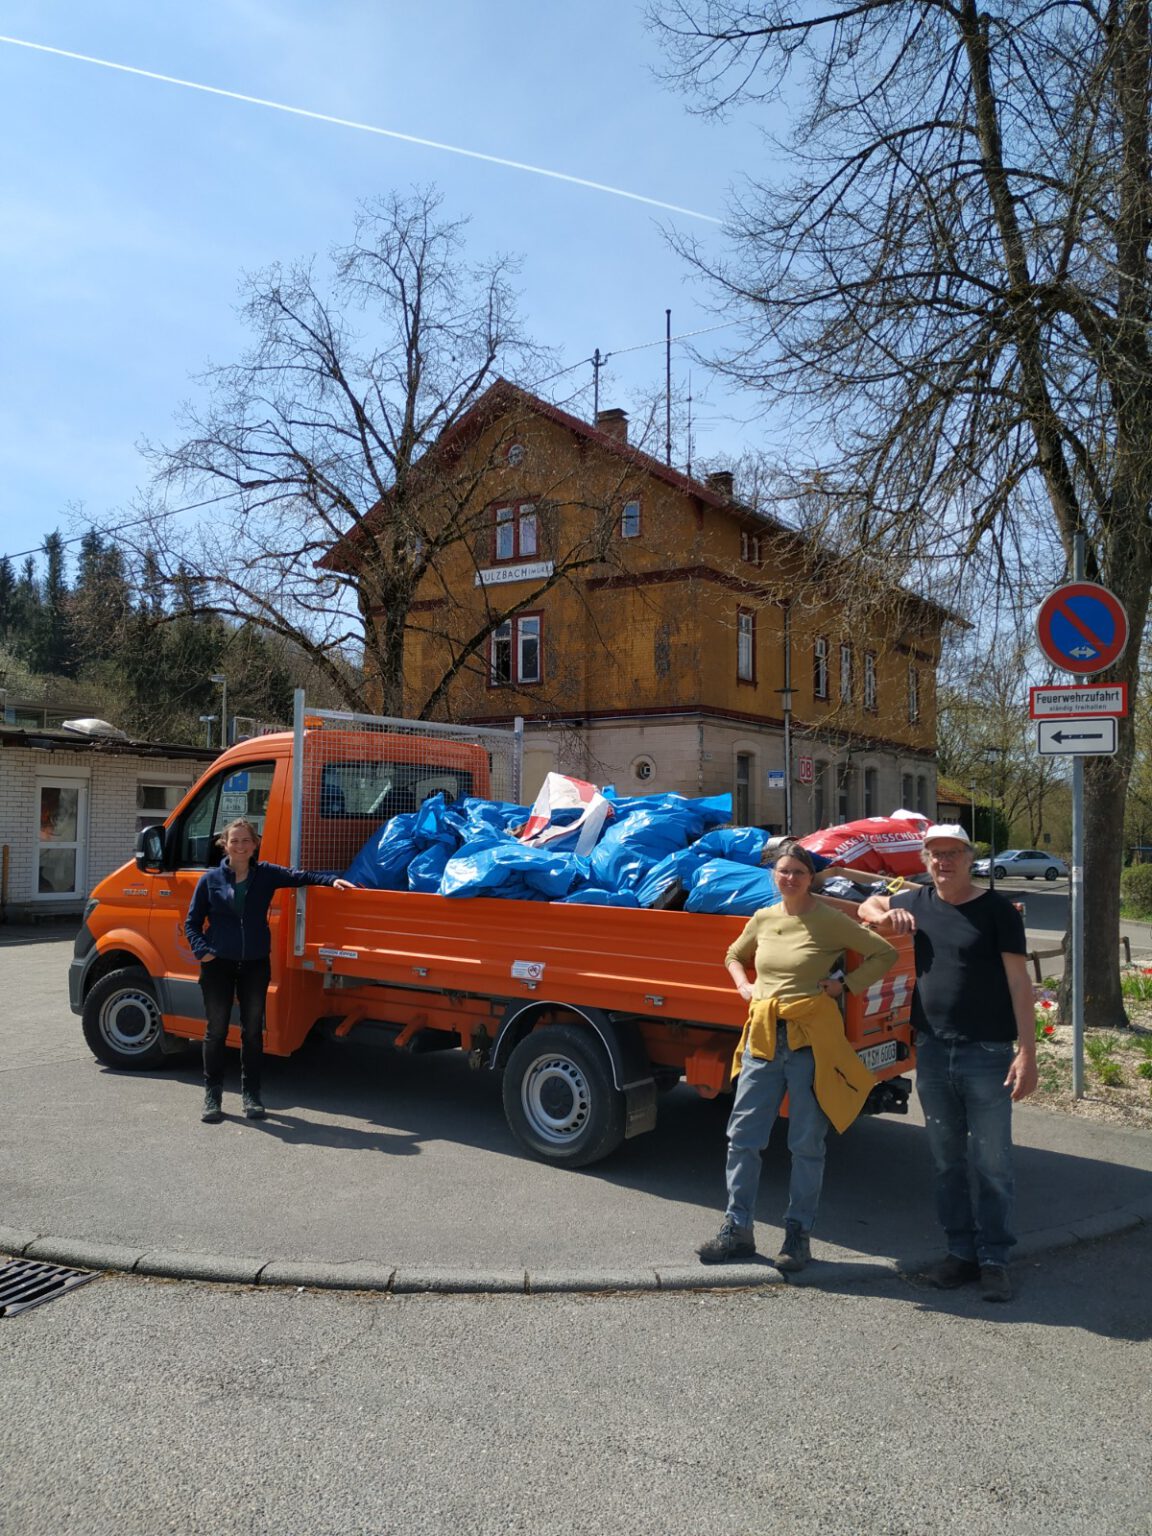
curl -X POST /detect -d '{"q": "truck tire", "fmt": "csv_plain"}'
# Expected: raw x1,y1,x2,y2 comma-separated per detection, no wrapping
502,1024,627,1168
82,968,168,1070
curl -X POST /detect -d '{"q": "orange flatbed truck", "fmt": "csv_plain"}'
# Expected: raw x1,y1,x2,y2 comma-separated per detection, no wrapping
69,706,916,1167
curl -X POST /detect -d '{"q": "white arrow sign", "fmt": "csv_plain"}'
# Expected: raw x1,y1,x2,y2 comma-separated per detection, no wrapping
1036,718,1118,756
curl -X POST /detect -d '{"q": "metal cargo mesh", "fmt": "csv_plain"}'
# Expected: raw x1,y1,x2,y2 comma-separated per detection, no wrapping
293,700,522,875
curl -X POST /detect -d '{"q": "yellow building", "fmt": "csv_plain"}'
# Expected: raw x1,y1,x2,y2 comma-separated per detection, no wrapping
344,380,943,833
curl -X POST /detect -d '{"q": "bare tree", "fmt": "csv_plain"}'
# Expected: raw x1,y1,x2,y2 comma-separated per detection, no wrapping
650,0,1152,1023
135,189,625,718
937,630,1068,846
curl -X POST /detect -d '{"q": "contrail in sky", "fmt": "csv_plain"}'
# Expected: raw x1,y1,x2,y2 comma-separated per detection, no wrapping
0,34,723,224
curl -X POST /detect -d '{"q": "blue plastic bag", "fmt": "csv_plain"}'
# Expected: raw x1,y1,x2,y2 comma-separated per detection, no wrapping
407,843,453,893
589,792,734,891
439,842,589,901
559,887,641,907
684,859,781,916
345,812,422,890
634,846,711,908
694,827,768,866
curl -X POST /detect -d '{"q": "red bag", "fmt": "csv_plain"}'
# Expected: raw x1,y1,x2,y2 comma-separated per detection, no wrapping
799,812,930,877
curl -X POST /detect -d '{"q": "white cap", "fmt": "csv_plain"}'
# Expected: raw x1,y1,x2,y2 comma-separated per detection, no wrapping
921,823,972,848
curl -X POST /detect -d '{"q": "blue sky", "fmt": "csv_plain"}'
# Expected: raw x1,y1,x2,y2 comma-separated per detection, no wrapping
0,1,782,573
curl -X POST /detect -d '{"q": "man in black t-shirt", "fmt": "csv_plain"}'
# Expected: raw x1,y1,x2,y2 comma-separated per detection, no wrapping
858,825,1037,1302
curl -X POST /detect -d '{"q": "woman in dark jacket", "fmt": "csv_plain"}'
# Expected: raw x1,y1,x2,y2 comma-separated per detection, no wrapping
184,818,356,1123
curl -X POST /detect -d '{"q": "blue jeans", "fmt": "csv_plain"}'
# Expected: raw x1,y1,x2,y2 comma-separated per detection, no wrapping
915,1033,1017,1266
725,1038,829,1233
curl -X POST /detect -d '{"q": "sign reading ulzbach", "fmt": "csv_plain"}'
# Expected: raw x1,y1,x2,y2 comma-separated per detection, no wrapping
1035,582,1129,676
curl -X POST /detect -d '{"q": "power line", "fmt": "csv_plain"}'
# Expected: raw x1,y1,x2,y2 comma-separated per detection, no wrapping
0,492,236,563
0,34,723,225
2,330,737,564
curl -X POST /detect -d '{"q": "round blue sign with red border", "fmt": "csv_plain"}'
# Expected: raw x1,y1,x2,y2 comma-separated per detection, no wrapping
1036,582,1129,675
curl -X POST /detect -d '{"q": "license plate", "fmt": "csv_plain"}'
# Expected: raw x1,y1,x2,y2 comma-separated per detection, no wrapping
857,1040,899,1072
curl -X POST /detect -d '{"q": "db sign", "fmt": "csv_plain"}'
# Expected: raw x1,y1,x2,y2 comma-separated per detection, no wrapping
798,756,814,785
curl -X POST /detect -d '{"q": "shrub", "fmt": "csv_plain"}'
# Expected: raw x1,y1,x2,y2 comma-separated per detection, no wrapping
1137,1061,1152,1081
1096,1061,1125,1088
1120,863,1152,920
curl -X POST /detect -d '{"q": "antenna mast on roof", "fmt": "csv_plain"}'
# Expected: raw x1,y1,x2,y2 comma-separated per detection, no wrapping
685,372,694,481
665,308,672,466
592,348,604,417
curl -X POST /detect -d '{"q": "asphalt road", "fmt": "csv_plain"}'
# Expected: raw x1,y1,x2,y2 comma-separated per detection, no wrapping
5,925,1152,1282
2,1224,1150,1536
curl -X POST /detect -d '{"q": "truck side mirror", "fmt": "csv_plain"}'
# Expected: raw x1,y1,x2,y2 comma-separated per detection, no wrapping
135,824,167,872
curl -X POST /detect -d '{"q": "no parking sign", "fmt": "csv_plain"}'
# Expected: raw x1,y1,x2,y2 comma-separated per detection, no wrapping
1035,582,1129,675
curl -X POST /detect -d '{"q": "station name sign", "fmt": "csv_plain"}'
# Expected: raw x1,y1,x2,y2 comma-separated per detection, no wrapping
1029,683,1128,720
475,560,554,588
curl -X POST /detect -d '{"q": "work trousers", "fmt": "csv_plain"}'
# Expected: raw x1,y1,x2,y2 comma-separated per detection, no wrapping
199,957,271,1097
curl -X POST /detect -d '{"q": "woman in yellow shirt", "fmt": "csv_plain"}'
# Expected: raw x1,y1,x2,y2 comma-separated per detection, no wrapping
697,842,897,1271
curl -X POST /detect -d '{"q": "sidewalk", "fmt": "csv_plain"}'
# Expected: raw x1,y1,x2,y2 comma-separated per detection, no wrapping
3,929,1151,1294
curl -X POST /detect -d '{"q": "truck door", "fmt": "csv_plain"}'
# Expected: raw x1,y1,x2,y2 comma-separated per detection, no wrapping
149,759,281,1035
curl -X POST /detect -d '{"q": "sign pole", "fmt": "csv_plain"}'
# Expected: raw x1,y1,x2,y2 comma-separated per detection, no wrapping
1071,536,1085,1099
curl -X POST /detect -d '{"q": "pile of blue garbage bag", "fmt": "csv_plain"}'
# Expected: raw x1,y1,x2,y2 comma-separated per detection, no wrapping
343,787,827,916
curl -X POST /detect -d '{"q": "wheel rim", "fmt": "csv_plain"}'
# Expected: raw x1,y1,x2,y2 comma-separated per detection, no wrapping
1045,867,1058,881
521,1052,591,1145
99,988,162,1056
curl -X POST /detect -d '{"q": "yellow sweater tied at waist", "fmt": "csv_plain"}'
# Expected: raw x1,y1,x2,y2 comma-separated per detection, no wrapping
732,995,878,1134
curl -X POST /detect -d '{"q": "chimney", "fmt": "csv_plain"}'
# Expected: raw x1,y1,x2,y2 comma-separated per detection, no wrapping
706,470,734,497
596,407,629,443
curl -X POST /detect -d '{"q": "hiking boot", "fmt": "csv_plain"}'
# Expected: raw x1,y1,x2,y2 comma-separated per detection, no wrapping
697,1218,757,1265
201,1089,223,1124
921,1254,981,1289
242,1088,266,1120
773,1219,811,1273
980,1264,1013,1303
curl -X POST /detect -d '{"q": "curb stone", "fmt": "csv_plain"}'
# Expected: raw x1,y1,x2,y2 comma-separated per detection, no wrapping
135,1249,265,1284
2,1205,1149,1297
258,1260,396,1291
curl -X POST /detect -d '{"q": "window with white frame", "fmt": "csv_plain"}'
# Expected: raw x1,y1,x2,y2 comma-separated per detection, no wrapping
863,766,878,817
490,613,543,686
813,761,829,826
864,652,877,713
735,753,753,824
837,762,854,823
737,608,755,682
840,643,853,704
740,530,762,566
493,502,537,562
620,499,641,538
813,636,829,700
36,778,88,898
908,665,920,723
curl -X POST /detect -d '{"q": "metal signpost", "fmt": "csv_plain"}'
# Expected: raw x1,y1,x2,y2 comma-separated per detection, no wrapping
1034,561,1128,1098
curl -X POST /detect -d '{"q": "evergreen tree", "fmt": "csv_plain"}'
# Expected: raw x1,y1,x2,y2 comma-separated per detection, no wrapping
0,557,15,642
26,532,76,677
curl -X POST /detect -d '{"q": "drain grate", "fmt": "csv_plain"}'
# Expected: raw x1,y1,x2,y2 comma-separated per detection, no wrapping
0,1259,97,1317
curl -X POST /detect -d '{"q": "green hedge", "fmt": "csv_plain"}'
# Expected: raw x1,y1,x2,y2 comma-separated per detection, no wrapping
1120,863,1152,920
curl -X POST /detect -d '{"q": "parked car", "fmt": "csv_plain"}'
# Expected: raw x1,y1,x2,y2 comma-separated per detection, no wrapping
973,849,1068,881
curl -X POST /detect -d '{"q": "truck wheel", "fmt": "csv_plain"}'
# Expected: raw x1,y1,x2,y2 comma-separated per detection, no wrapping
82,968,167,1070
503,1025,627,1168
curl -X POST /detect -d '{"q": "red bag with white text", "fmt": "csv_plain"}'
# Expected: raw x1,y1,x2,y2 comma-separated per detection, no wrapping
799,811,930,877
